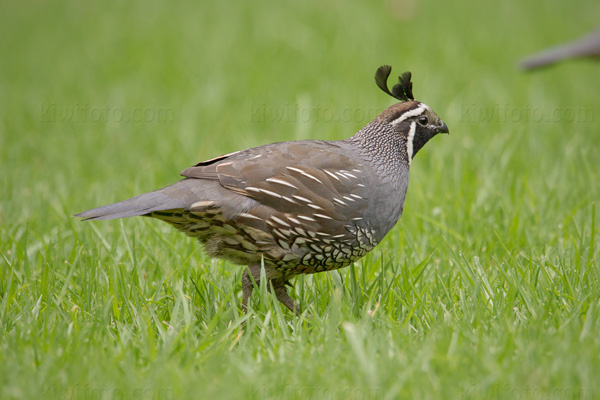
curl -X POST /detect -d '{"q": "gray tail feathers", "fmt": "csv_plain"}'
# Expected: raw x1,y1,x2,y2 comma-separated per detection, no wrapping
520,29,600,70
74,180,196,221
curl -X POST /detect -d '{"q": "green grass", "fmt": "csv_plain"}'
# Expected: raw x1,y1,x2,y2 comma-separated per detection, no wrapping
1,0,600,399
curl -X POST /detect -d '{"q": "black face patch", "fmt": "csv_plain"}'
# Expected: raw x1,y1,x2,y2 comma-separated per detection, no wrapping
411,122,440,157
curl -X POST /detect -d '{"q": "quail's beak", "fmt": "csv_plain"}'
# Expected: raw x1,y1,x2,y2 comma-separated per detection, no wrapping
436,121,449,134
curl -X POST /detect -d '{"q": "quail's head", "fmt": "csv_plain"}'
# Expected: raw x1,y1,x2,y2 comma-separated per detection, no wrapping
375,65,449,160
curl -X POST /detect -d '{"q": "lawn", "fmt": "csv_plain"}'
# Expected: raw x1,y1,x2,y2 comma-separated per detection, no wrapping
1,0,599,399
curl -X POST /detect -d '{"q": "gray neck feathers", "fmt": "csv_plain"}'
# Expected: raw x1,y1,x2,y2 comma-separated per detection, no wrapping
347,121,410,186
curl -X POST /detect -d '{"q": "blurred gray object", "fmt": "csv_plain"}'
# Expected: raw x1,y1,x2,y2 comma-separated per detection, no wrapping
520,28,600,70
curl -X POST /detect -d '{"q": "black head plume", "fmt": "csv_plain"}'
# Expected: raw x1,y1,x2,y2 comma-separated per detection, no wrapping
375,65,414,102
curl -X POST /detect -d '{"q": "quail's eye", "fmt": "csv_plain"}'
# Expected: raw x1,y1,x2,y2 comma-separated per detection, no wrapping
418,116,429,126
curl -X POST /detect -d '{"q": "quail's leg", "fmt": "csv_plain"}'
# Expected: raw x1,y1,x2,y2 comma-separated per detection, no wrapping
241,265,300,316
271,281,300,317
241,265,260,314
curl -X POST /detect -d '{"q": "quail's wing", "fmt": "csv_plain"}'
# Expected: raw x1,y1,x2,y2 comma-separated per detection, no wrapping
181,140,372,237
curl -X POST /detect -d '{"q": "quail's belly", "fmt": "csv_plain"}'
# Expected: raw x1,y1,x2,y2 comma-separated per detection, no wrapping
151,206,379,276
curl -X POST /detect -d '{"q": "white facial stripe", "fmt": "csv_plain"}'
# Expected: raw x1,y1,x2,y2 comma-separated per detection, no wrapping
406,121,416,164
390,104,427,126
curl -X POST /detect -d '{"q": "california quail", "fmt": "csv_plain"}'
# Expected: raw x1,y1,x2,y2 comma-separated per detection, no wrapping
519,28,600,70
75,66,449,315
